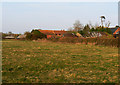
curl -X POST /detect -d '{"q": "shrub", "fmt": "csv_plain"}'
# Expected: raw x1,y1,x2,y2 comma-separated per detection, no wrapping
26,32,32,40
2,33,7,39
48,37,118,47
105,28,112,34
31,30,47,40
78,30,84,36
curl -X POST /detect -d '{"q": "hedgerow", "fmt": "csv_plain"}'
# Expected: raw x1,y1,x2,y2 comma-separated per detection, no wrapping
48,37,119,47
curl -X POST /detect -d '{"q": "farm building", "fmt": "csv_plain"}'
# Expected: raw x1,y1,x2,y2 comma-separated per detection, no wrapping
104,26,120,38
107,27,120,38
113,27,120,35
90,32,108,38
109,27,120,34
17,35,26,39
112,27,120,38
38,30,57,38
4,35,15,39
38,30,79,38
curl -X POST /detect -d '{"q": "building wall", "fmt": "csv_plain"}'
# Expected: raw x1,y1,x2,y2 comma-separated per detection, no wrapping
47,34,64,38
47,35,52,38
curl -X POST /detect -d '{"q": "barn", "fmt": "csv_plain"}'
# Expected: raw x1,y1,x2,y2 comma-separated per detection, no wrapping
38,30,66,38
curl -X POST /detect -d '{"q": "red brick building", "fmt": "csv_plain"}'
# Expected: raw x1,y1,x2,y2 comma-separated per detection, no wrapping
38,30,67,38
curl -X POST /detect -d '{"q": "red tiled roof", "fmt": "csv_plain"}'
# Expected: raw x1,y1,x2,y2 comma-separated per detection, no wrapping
39,30,54,35
54,30,66,34
113,27,120,34
38,30,66,35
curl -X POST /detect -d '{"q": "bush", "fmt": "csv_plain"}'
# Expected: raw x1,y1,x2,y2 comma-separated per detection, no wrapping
25,30,47,40
31,30,47,40
105,28,112,34
78,30,84,36
2,33,7,39
26,32,32,40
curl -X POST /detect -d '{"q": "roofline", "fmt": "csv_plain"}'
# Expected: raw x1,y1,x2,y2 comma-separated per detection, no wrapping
38,30,66,31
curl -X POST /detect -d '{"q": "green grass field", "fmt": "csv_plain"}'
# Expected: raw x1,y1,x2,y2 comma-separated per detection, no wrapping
2,40,119,83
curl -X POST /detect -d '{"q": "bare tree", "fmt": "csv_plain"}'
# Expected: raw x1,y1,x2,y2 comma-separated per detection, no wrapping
8,31,13,36
105,21,111,28
94,22,99,28
88,21,94,29
24,31,31,35
73,20,83,32
67,27,73,31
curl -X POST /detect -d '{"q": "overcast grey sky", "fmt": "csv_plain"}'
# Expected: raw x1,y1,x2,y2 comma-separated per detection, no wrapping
2,2,118,34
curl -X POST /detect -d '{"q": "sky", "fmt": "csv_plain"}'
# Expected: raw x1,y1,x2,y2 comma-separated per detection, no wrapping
1,0,119,2
2,2,118,34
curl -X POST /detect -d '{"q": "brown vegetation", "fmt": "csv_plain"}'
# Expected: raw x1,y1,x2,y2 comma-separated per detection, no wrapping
48,37,119,47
